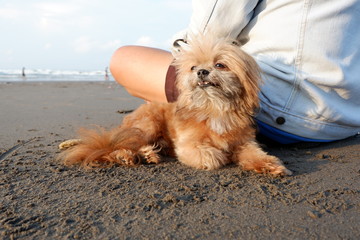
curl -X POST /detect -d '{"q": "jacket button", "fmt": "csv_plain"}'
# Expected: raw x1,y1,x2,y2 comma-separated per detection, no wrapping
276,117,286,125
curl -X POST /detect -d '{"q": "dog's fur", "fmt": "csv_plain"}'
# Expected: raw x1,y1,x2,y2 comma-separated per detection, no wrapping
58,35,291,176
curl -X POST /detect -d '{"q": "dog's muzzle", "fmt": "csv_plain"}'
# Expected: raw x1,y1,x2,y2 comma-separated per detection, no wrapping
197,69,218,88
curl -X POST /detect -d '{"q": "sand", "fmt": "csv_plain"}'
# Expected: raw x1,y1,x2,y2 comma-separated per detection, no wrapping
0,81,359,240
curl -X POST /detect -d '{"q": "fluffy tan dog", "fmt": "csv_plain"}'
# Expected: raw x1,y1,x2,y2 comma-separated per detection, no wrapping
58,35,291,176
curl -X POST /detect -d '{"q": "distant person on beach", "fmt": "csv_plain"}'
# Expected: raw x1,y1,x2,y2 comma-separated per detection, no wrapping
105,67,109,81
22,67,26,77
109,0,360,144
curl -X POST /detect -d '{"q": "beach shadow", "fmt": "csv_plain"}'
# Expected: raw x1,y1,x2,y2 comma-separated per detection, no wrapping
256,135,360,176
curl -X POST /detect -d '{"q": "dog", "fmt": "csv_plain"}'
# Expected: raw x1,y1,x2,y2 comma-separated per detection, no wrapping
58,34,291,176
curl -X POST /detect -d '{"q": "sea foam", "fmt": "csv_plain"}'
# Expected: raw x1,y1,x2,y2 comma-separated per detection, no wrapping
0,69,113,81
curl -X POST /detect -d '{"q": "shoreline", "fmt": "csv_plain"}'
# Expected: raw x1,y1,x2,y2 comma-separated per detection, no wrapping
0,80,115,84
0,81,359,239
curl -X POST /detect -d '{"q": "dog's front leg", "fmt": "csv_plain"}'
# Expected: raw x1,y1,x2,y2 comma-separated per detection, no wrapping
233,141,292,176
175,143,230,170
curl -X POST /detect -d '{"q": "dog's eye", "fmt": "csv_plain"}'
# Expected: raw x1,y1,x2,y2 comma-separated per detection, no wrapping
214,63,227,69
191,66,196,71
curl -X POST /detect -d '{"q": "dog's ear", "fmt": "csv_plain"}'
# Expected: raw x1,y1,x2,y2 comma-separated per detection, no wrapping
234,53,261,114
173,39,187,49
231,40,240,46
172,39,189,58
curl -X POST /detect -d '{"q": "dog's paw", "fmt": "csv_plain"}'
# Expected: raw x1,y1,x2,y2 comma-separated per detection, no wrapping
265,162,292,176
139,145,161,164
59,139,82,150
109,149,141,166
235,142,292,176
254,156,292,176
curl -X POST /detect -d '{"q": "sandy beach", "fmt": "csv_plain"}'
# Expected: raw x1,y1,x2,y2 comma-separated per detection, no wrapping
0,81,359,239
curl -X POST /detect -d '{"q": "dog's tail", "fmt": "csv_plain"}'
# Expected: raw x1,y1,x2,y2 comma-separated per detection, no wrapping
58,126,156,169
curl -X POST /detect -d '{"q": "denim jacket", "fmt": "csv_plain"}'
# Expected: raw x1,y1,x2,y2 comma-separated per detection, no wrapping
173,0,360,141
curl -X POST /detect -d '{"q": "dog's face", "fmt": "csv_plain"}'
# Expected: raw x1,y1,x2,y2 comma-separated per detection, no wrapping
186,56,243,101
174,35,261,116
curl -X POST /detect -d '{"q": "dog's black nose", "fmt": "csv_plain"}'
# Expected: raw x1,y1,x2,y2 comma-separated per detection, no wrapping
197,69,210,79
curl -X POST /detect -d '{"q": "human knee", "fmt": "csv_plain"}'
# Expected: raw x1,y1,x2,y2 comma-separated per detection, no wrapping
109,46,133,86
109,45,171,102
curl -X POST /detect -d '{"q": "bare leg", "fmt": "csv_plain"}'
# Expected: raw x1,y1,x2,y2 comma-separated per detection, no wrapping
109,46,173,103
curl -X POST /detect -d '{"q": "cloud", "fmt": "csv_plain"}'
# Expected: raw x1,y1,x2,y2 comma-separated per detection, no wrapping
135,36,154,47
1,49,15,63
72,36,98,53
100,40,122,51
34,2,94,33
76,16,94,28
72,37,121,53
0,7,22,20
0,2,87,34
35,2,78,16
0,0,192,70
4,49,14,56
44,43,53,50
163,0,192,10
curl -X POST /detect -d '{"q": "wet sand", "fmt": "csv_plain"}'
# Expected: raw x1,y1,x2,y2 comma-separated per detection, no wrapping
0,81,359,239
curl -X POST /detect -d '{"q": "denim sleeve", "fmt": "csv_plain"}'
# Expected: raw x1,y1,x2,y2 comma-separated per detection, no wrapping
188,0,259,38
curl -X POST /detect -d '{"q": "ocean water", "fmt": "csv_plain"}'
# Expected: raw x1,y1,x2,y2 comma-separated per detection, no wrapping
0,69,114,82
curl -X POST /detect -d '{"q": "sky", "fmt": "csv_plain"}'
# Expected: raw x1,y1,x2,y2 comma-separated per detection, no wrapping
0,0,192,71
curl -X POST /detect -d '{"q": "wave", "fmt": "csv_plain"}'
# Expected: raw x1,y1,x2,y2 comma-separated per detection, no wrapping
0,68,113,81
